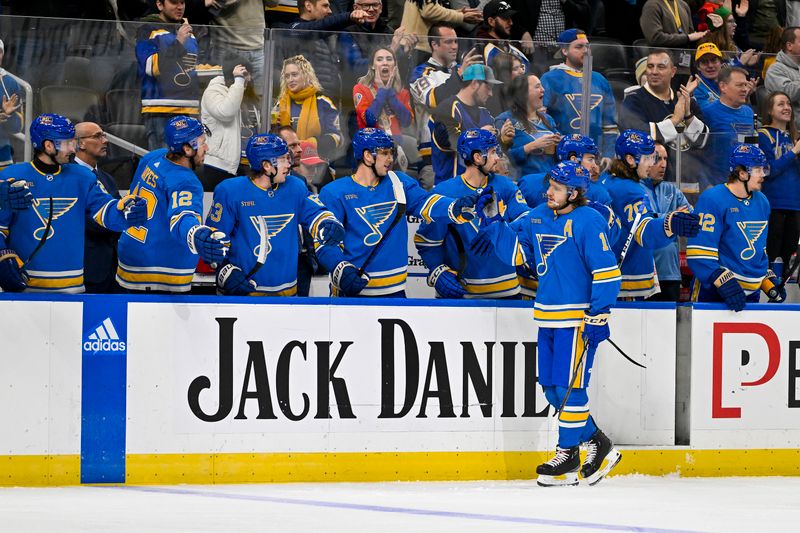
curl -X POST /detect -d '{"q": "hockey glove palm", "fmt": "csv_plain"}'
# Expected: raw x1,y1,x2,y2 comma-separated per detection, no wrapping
762,270,787,303
333,261,369,296
427,264,466,298
216,263,257,296
0,180,33,212
712,268,747,312
450,193,478,223
664,211,700,238
188,225,229,266
118,195,149,227
316,218,345,246
582,312,610,347
0,249,27,292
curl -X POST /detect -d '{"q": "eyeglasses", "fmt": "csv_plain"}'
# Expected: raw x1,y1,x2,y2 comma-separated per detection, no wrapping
79,132,107,140
355,2,382,10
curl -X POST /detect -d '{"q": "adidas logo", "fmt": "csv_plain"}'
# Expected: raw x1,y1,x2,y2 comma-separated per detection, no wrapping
83,317,126,353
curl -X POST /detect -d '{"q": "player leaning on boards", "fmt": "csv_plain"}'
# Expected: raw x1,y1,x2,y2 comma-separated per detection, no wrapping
415,128,529,299
0,114,147,293
318,128,485,297
207,133,364,297
604,129,701,299
688,144,787,311
117,116,228,293
470,160,622,486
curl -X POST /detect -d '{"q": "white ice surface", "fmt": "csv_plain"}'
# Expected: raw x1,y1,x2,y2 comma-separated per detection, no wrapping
1,476,798,533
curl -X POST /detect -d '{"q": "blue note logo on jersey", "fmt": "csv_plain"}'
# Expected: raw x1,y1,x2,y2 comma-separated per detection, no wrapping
736,221,767,260
250,214,294,257
355,201,397,246
32,197,78,239
565,94,603,130
535,234,567,276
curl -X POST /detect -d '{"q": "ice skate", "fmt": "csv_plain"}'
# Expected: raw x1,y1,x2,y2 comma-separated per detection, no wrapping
536,446,580,487
580,429,621,485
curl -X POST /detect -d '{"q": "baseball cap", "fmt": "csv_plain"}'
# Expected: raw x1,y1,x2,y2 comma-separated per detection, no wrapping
462,64,503,84
299,141,326,165
558,28,588,45
695,42,722,61
483,0,515,19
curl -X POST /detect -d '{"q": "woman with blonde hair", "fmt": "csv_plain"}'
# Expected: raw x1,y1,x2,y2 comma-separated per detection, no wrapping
273,55,342,160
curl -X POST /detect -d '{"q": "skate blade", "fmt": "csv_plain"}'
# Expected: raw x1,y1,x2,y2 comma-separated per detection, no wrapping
586,449,622,486
536,472,579,487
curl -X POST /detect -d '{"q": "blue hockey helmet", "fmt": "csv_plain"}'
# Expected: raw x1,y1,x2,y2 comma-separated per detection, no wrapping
615,129,655,163
352,127,394,162
30,113,76,150
729,143,769,174
457,128,498,164
246,133,289,172
556,134,598,162
548,160,589,192
165,116,205,154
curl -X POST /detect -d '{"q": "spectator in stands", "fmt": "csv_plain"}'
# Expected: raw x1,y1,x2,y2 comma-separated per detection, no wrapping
136,0,200,150
476,1,529,74
757,90,800,272
643,140,693,302
297,140,332,193
0,39,23,170
74,122,122,294
693,42,724,108
760,25,784,80
495,74,561,177
209,0,266,96
747,0,786,50
409,24,482,188
640,0,707,48
621,50,709,181
401,0,482,65
273,55,342,160
700,5,760,70
279,0,369,98
765,27,800,130
541,29,619,168
700,65,755,189
201,58,253,191
429,64,514,184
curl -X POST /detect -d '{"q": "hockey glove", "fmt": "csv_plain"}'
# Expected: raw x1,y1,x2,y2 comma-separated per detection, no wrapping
449,193,478,223
582,312,610,348
0,249,27,292
0,180,33,212
117,195,149,227
761,270,787,303
664,211,700,238
332,261,369,296
188,225,229,266
476,187,502,228
216,262,257,296
470,222,500,257
712,268,747,312
427,264,466,299
316,218,345,246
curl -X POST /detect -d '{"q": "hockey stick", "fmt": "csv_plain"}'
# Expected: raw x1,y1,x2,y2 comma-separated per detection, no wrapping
447,225,467,281
244,216,268,280
22,196,53,268
607,338,647,369
357,171,407,277
773,245,800,294
556,341,590,416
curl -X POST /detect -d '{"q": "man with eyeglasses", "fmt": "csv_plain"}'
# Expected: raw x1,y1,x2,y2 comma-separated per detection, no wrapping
74,122,123,294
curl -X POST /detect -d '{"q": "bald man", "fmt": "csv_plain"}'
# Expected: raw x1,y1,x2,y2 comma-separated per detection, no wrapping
75,122,122,293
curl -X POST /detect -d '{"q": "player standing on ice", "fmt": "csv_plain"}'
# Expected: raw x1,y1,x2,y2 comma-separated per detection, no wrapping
470,160,623,486
687,144,786,310
207,133,364,296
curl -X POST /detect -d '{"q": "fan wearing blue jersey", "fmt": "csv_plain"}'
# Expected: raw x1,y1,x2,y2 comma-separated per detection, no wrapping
208,133,363,297
604,130,701,299
0,114,147,293
319,128,482,297
688,144,785,311
470,161,622,486
117,116,228,293
415,129,529,299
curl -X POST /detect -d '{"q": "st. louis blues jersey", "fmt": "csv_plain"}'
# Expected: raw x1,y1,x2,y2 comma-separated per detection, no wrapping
415,174,529,298
429,96,494,184
687,184,770,296
701,100,755,189
207,175,342,296
0,162,130,293
488,203,621,327
604,175,675,298
319,171,462,296
117,153,204,292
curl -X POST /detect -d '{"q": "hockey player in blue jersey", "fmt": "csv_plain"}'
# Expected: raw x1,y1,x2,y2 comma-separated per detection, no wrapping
207,133,366,297
319,128,482,297
687,144,785,311
0,114,147,293
415,129,529,299
604,130,701,298
117,116,228,293
470,160,623,486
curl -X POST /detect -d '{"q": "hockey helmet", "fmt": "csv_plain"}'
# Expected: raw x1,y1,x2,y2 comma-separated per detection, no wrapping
30,113,76,151
457,128,499,164
548,160,589,192
246,133,289,172
615,129,655,164
729,143,769,175
352,127,394,162
556,134,598,162
165,116,205,154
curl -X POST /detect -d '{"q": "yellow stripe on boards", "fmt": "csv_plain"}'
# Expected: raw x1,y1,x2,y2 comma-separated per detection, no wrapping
0,455,81,486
